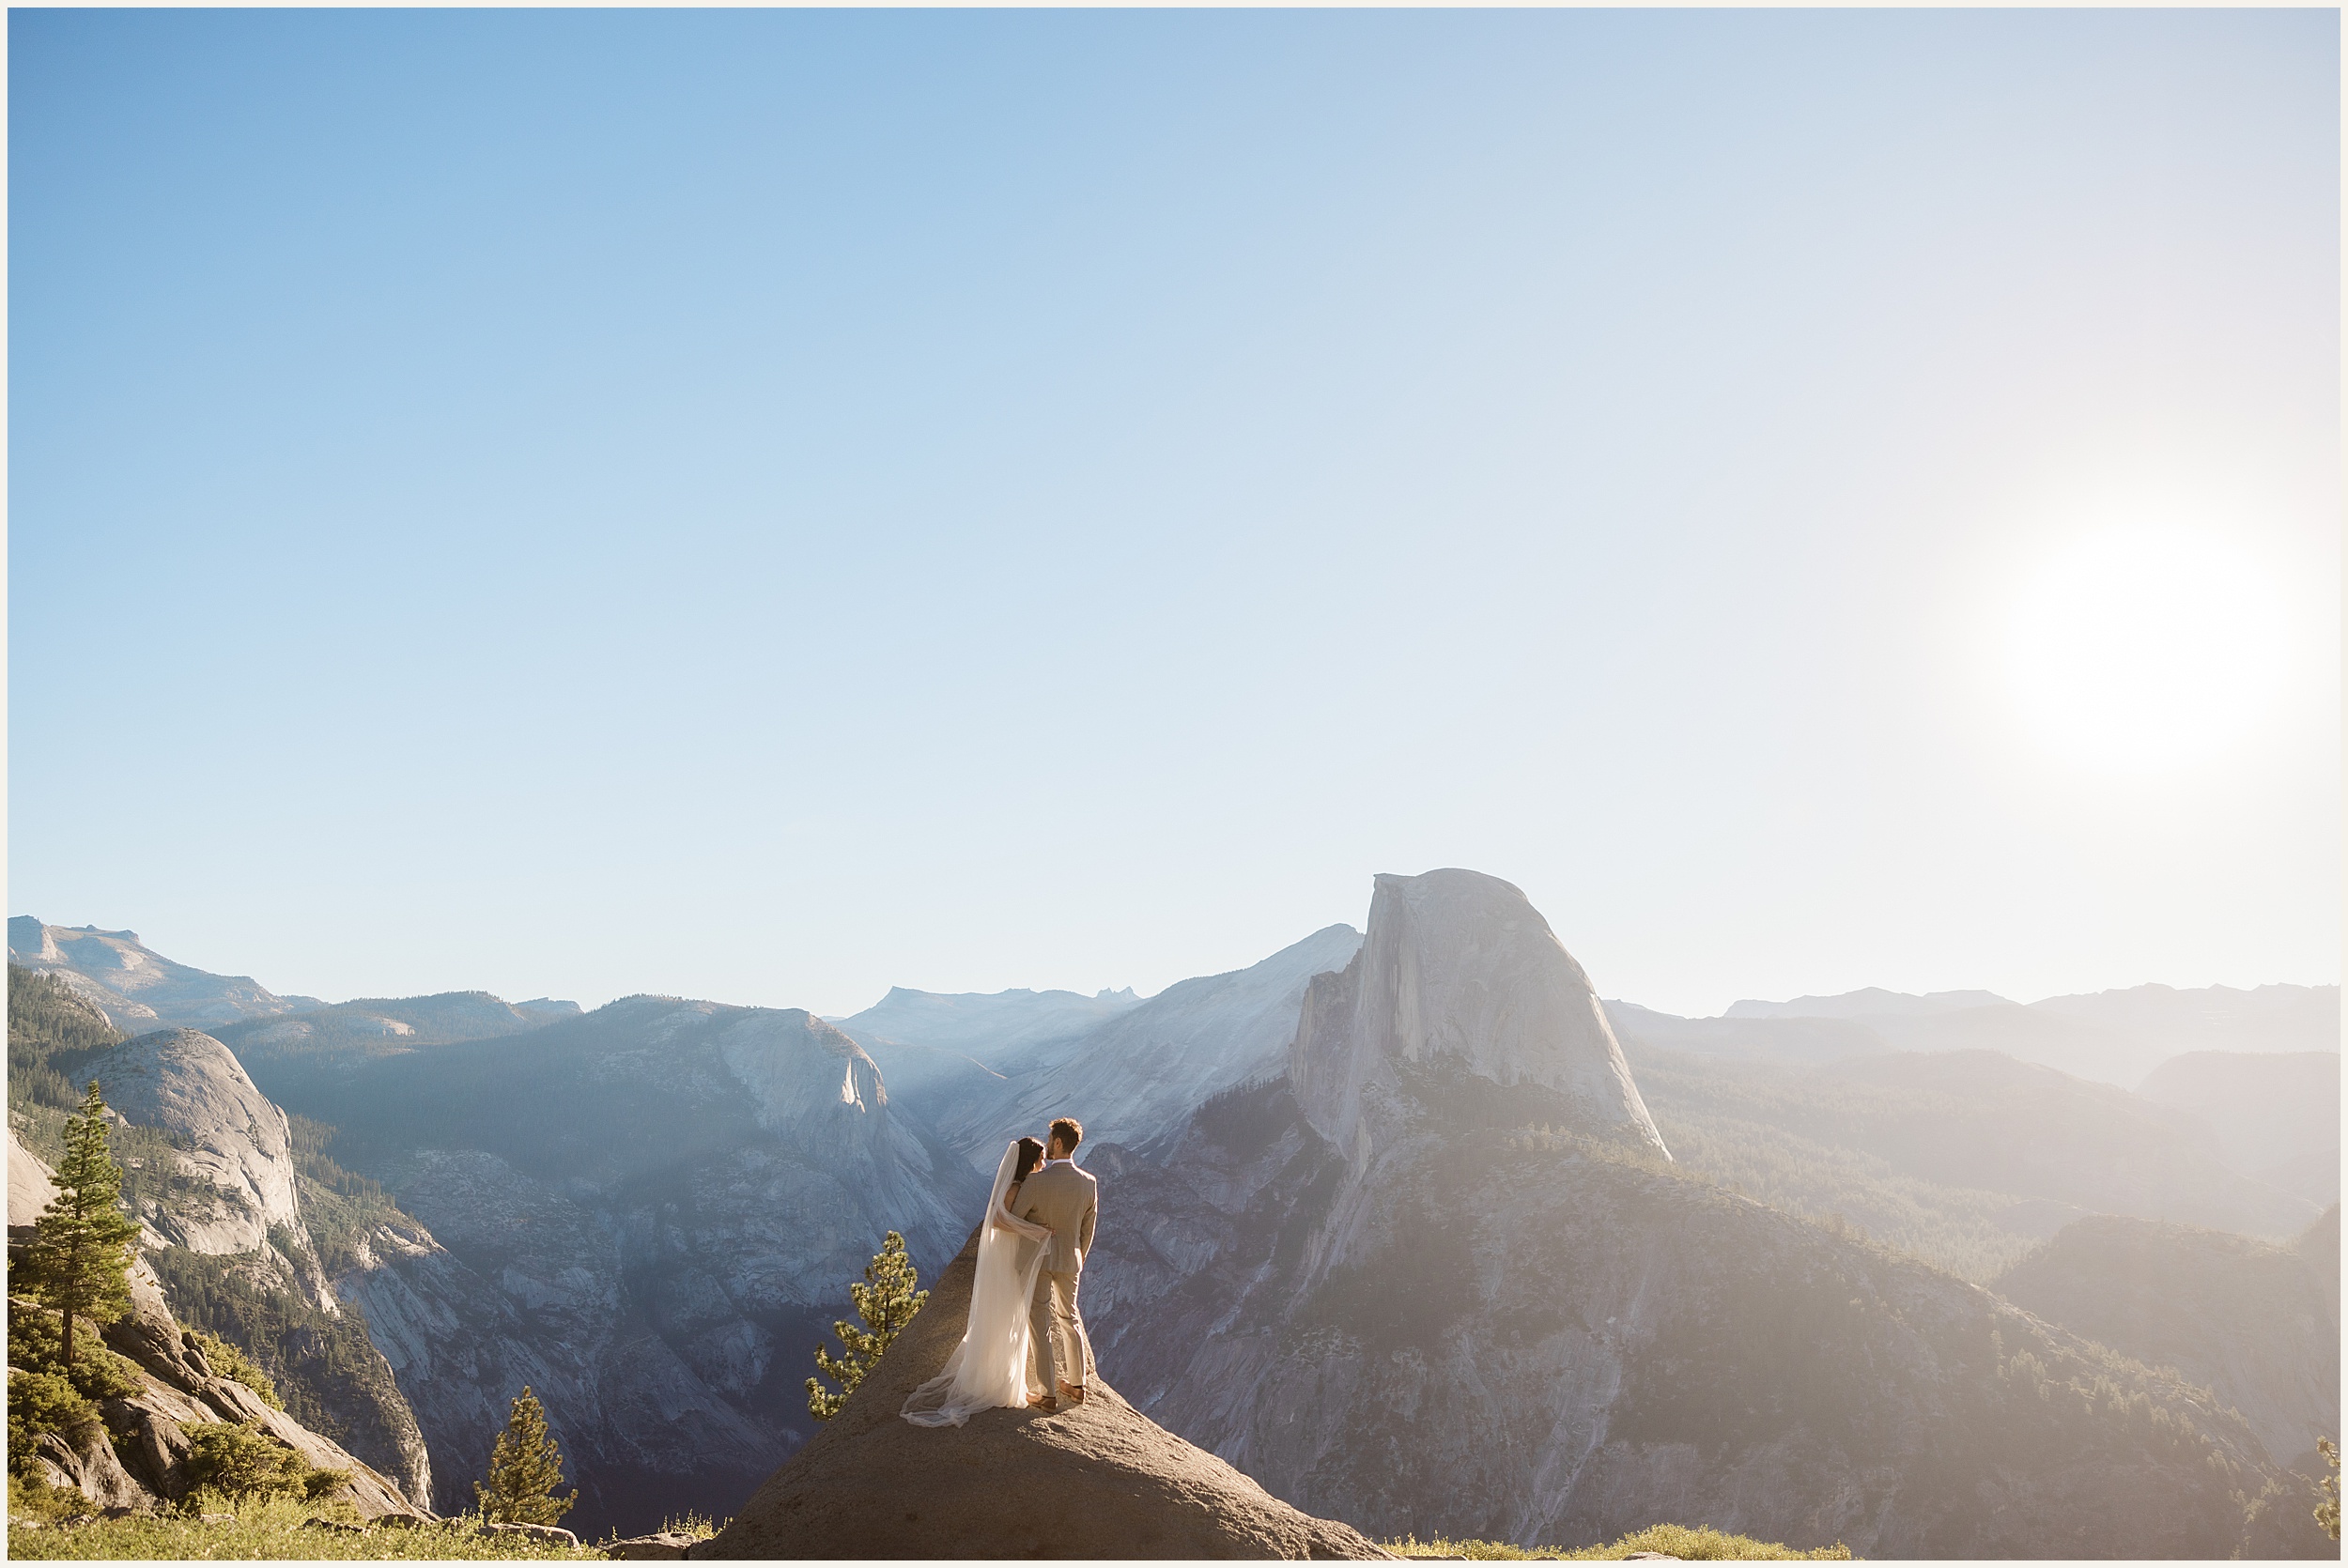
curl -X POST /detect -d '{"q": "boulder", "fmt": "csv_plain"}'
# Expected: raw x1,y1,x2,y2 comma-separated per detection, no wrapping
698,1228,1389,1560
606,1532,696,1559
31,1425,153,1514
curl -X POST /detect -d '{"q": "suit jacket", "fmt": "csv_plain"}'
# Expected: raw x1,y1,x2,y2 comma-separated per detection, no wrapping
1014,1159,1098,1276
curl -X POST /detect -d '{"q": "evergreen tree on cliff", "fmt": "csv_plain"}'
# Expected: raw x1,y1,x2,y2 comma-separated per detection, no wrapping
807,1230,927,1420
23,1080,140,1368
475,1387,577,1526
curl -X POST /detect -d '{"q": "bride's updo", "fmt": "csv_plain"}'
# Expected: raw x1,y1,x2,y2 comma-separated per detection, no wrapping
1012,1136,1045,1183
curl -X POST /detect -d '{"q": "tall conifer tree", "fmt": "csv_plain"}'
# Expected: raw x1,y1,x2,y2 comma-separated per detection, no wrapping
23,1080,140,1368
475,1387,577,1526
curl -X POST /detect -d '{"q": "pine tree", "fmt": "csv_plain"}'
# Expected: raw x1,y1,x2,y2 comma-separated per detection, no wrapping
474,1387,577,1526
23,1081,141,1369
806,1230,928,1420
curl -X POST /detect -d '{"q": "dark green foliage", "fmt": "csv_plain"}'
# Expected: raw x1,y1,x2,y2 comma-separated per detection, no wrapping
181,1420,311,1500
147,1245,398,1448
21,1082,141,1367
6,1467,97,1526
304,1466,356,1501
8,966,124,1116
8,1369,101,1470
475,1387,576,1526
6,1297,145,1407
806,1231,927,1420
187,1324,285,1409
2317,1437,2340,1542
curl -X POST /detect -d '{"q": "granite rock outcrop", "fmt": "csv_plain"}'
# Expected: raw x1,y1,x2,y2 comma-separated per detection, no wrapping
700,1226,1388,1560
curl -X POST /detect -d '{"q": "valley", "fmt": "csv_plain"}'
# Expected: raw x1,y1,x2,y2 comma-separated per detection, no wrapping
7,893,2337,1553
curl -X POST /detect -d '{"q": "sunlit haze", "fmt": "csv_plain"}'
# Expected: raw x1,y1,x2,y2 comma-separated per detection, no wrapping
8,9,2339,1018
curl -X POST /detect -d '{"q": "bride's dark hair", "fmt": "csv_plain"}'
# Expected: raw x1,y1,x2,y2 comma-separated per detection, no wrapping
1012,1136,1045,1183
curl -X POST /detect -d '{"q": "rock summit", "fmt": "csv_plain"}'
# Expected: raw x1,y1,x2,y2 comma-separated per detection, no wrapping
699,1227,1388,1560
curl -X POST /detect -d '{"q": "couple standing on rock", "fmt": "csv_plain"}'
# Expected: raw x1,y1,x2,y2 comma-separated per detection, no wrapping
901,1117,1098,1427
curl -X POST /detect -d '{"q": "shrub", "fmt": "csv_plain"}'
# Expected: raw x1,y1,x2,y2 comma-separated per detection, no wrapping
5,1467,96,1526
303,1466,355,1501
7,1369,101,1468
656,1510,722,1541
180,1421,310,1500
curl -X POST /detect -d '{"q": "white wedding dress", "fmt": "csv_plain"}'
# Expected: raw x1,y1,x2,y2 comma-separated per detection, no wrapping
901,1141,1051,1427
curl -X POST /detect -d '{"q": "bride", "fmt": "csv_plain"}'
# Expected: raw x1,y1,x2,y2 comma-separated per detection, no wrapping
901,1136,1055,1427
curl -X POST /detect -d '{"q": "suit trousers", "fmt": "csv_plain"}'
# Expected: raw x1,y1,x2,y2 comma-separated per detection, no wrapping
1028,1268,1091,1396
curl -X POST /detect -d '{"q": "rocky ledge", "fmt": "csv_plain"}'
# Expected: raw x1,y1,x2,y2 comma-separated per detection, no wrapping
699,1227,1388,1560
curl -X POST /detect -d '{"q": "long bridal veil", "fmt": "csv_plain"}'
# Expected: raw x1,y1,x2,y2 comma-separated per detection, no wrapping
901,1140,1046,1428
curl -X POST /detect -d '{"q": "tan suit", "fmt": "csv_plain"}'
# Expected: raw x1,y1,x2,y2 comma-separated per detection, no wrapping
1012,1159,1098,1396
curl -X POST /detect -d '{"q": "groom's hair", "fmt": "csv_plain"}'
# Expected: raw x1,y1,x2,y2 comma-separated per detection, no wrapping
1049,1117,1084,1152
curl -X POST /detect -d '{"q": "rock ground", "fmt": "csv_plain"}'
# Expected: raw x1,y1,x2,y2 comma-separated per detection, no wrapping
698,1227,1389,1560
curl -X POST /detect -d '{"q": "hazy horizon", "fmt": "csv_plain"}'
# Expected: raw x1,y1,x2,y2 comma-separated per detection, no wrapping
10,10,2338,1019
8,899,2338,1024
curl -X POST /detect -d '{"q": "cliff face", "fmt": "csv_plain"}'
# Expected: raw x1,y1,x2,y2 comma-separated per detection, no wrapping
1077,870,2329,1559
1292,872,1665,1181
56,1026,436,1505
92,1029,301,1255
248,995,988,1537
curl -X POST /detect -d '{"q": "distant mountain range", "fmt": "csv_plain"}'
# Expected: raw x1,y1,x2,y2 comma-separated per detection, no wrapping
8,917,323,1034
7,900,2336,1551
1677,980,2339,1088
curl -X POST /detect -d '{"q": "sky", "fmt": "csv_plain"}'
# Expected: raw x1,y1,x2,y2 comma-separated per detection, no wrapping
8,8,2340,1019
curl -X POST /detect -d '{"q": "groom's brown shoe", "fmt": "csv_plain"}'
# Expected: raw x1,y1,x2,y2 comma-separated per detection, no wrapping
1058,1381,1087,1406
1027,1393,1058,1411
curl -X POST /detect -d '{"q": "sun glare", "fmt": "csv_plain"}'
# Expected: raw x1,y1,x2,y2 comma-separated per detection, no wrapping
2002,524,2288,776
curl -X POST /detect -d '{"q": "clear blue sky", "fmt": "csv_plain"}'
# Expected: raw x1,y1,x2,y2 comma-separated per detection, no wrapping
10,9,2339,1018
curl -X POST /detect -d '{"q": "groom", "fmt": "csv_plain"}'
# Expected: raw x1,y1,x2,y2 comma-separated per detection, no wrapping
1013,1116,1097,1411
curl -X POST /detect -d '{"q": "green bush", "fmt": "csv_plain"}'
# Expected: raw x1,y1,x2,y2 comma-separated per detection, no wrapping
181,1421,311,1500
7,1369,102,1468
5,1467,97,1526
187,1325,285,1409
304,1466,356,1500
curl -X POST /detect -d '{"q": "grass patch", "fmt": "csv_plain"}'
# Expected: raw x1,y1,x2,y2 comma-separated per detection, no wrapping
1386,1525,1854,1560
3,1489,601,1560
650,1510,722,1541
